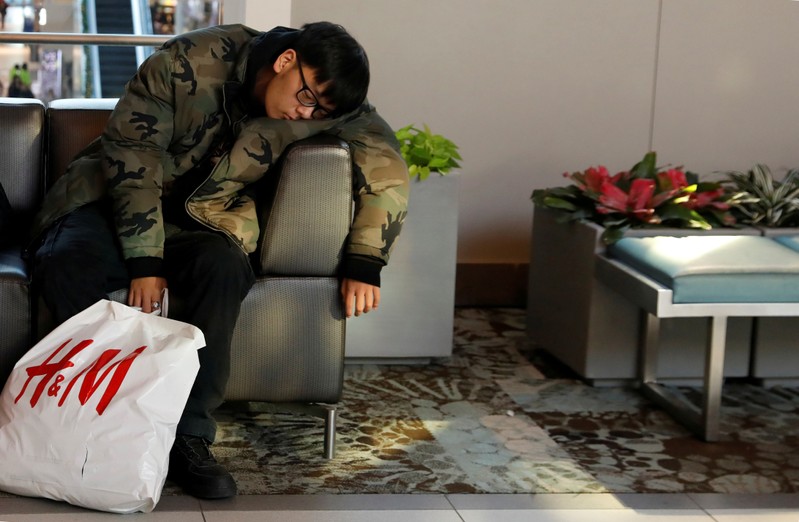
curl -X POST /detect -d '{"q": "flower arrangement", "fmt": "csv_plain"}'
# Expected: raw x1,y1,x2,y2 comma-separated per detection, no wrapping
531,152,735,244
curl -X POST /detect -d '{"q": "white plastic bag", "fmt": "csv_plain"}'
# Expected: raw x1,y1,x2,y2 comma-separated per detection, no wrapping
0,299,204,513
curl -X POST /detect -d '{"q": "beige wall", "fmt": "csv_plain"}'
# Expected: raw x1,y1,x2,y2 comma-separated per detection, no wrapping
653,1,799,173
238,0,799,265
223,0,291,27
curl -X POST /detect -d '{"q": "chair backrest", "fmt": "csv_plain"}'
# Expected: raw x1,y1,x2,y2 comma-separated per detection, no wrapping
42,99,353,279
46,98,117,189
0,97,45,239
257,135,353,276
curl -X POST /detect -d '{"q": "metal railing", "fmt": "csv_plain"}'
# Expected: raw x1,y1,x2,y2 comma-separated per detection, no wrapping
131,0,154,66
0,32,170,98
0,32,169,46
85,0,101,97
0,0,223,98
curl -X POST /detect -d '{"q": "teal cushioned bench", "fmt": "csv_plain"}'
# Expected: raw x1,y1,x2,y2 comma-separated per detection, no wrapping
773,235,799,253
608,235,799,304
596,234,799,442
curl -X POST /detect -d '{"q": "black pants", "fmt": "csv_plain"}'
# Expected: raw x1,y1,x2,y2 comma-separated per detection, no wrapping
33,202,255,442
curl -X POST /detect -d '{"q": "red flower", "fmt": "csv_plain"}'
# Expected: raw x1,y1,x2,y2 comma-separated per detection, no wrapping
597,178,660,223
684,187,730,211
651,168,689,206
657,168,688,191
570,166,610,194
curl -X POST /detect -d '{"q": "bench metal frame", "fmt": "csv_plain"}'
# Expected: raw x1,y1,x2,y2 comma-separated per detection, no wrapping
595,255,799,441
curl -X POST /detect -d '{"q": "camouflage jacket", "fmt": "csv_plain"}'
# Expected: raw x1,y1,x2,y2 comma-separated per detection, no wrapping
31,24,409,284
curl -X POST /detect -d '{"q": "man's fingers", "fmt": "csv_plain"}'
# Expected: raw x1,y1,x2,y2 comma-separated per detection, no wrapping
354,292,364,316
129,277,168,313
341,279,380,318
344,289,355,318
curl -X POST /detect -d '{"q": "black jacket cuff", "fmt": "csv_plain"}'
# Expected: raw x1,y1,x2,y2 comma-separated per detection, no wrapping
339,255,383,287
126,256,164,279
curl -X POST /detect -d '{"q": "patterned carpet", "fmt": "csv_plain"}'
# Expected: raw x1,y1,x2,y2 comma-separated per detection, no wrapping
191,308,799,495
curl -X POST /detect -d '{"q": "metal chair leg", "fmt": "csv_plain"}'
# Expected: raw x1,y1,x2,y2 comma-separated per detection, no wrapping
323,405,338,460
233,401,338,458
639,311,661,384
702,315,727,442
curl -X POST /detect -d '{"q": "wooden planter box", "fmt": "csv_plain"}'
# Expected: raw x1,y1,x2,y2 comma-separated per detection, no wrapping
526,206,753,384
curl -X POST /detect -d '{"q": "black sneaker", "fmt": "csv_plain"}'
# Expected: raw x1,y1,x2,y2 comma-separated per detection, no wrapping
167,434,237,499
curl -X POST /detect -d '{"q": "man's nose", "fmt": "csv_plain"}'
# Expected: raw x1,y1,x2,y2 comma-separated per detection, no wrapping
296,104,315,120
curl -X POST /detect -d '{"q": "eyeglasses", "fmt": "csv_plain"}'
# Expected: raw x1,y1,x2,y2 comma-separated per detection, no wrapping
296,57,331,120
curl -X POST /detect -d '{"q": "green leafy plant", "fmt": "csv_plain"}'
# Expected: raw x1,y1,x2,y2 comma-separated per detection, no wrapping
531,152,735,244
722,165,799,227
395,124,461,181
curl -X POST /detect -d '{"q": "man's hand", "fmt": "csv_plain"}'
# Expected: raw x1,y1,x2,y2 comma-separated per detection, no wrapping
128,276,168,313
341,278,380,318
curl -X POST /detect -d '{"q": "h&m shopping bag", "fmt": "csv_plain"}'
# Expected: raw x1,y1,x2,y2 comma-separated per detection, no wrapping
0,299,204,513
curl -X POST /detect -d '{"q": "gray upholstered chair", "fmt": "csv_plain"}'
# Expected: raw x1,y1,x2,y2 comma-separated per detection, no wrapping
222,132,351,458
2,97,351,458
0,98,45,386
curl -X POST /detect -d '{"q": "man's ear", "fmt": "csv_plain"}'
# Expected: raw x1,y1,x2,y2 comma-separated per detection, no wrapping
272,49,296,73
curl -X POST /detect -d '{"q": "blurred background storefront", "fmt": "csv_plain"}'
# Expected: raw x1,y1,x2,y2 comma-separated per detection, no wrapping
0,0,222,100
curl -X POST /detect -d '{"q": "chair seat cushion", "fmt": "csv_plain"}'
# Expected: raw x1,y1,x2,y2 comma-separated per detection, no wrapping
608,235,799,303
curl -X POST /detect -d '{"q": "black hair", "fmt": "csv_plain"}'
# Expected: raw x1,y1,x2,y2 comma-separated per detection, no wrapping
293,22,369,117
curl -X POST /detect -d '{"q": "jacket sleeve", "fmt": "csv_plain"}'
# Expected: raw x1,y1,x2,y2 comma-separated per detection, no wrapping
101,48,177,271
329,104,410,285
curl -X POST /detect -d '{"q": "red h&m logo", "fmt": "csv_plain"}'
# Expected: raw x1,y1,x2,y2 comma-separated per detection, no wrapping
14,338,147,415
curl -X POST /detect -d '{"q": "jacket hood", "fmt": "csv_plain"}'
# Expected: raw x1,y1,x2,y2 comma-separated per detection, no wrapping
242,26,299,100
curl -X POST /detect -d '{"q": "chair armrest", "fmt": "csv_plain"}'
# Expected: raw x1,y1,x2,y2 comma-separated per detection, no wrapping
0,246,28,280
256,135,353,276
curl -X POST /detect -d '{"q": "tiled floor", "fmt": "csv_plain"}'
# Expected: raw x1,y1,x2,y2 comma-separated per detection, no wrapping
1,493,799,520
